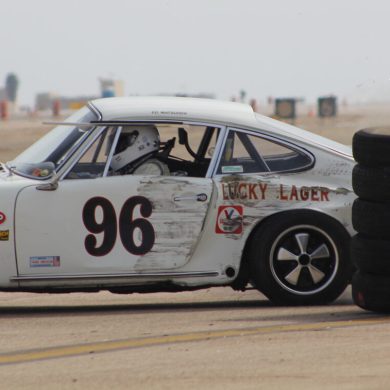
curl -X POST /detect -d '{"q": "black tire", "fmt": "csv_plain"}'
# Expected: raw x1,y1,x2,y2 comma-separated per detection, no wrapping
351,234,390,274
352,271,390,312
353,128,390,167
352,199,390,238
352,164,390,201
248,210,352,305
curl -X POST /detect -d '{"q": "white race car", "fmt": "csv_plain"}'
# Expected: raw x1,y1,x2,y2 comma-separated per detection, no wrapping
0,97,355,305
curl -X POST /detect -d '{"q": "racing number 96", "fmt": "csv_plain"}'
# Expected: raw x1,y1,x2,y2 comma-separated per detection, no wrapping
82,196,155,256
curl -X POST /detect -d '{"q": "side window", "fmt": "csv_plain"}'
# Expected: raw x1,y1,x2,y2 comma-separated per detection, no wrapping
65,127,117,179
109,123,221,178
217,130,313,174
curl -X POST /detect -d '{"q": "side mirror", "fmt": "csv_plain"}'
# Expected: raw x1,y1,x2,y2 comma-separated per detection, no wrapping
36,171,60,191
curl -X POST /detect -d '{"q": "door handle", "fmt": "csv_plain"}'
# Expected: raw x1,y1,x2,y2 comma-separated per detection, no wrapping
173,193,208,202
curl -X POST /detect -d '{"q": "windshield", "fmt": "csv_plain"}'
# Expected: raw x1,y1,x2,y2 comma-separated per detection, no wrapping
8,106,98,179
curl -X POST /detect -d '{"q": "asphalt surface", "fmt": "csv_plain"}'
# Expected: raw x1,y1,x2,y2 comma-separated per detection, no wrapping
0,287,389,389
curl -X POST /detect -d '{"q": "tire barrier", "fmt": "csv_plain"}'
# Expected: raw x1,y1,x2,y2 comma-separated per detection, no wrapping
318,96,337,118
352,164,390,201
274,98,296,119
353,128,390,166
352,128,390,312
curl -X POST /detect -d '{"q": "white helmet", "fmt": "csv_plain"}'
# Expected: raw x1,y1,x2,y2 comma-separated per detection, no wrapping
111,126,160,171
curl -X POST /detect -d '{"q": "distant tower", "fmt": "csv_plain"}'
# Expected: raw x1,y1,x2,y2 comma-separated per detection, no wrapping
5,73,19,102
99,78,124,98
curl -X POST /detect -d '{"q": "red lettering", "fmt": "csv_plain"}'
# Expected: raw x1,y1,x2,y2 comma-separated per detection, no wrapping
311,189,319,201
259,183,267,200
248,184,258,200
222,184,229,200
300,187,309,201
289,185,299,201
238,183,247,199
229,183,238,200
280,185,288,200
321,189,330,201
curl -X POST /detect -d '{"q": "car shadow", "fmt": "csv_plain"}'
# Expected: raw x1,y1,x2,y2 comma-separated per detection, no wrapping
0,299,270,317
0,294,378,323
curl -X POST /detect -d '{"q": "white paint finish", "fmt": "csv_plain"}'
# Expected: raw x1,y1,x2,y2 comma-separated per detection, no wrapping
14,175,212,276
0,98,356,291
91,97,254,128
0,178,26,286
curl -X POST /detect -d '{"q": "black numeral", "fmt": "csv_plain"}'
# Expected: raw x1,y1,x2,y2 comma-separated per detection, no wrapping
82,196,155,256
83,197,117,256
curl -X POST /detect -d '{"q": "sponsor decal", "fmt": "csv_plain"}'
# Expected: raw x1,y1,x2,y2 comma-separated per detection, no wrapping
279,185,329,201
222,183,267,200
30,256,60,268
222,165,244,174
216,205,243,234
0,212,6,225
221,183,329,202
0,230,9,241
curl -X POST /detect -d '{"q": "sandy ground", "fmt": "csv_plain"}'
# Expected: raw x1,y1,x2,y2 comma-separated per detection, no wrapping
0,103,390,389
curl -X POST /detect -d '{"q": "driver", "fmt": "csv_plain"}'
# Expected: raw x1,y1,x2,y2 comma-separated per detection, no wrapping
111,125,170,175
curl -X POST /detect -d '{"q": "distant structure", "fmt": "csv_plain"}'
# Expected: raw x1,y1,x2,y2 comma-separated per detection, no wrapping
0,88,6,101
99,78,124,98
274,98,297,119
35,92,57,111
5,73,19,103
318,96,337,117
35,92,98,111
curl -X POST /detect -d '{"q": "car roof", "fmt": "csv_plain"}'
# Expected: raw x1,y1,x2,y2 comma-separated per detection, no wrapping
89,96,352,158
90,96,255,125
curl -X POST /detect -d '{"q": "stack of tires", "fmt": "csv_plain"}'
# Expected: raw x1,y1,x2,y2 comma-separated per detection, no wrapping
352,128,390,312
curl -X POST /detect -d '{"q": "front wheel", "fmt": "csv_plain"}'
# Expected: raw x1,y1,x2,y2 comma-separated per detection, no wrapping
248,211,352,305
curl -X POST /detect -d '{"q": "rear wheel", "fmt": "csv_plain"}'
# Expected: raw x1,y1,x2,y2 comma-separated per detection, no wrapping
249,211,352,305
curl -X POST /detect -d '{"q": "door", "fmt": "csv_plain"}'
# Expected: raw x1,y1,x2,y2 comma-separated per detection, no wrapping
15,175,212,275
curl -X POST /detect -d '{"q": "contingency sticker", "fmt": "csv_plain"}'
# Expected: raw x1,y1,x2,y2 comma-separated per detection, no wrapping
0,230,9,241
216,205,243,234
0,212,6,225
30,256,60,268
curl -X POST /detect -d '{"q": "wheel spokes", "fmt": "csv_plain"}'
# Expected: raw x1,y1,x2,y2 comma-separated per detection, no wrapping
295,233,309,253
284,265,302,285
276,232,331,287
310,243,330,259
308,264,326,284
277,247,299,261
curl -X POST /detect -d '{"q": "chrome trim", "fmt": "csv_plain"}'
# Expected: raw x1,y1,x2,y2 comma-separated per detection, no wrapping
11,270,220,282
103,126,122,177
88,101,103,120
58,126,109,180
42,121,97,127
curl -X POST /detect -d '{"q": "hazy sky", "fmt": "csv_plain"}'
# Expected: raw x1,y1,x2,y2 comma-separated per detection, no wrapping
2,0,390,106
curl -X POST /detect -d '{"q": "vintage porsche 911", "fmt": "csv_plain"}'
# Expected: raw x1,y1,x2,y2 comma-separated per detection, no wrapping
0,97,355,305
